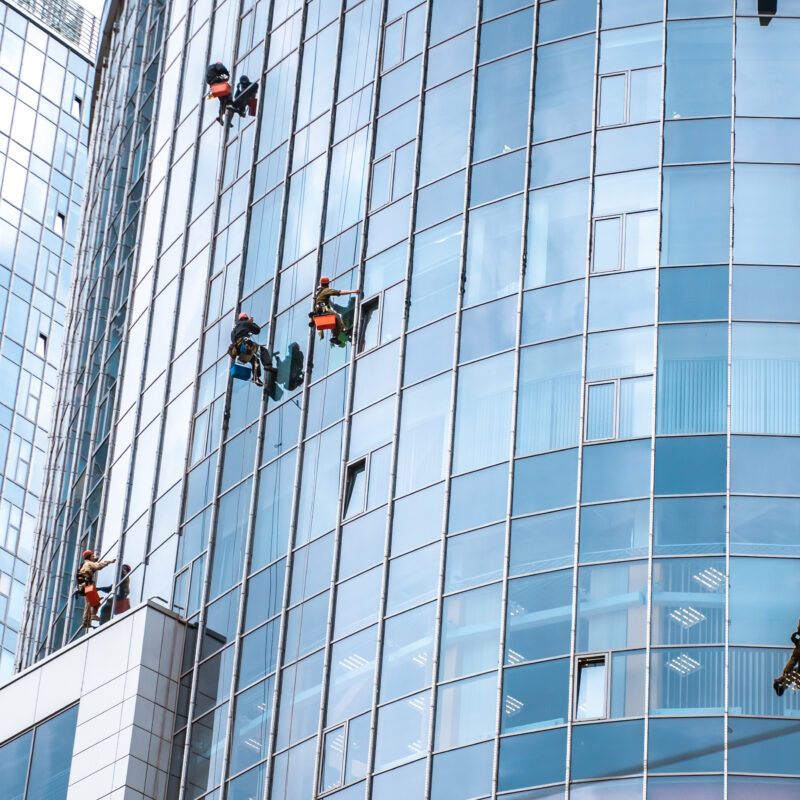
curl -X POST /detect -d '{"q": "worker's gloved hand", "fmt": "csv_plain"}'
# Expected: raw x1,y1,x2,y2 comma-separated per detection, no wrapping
774,677,787,696
791,631,800,645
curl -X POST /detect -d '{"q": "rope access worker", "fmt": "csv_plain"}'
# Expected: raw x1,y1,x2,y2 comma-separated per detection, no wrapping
312,277,359,346
229,312,275,386
774,618,800,696
230,74,259,118
76,550,115,630
206,62,232,126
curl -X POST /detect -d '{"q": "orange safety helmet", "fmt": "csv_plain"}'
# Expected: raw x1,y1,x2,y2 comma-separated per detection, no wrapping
83,549,94,559
238,312,249,320
319,276,330,286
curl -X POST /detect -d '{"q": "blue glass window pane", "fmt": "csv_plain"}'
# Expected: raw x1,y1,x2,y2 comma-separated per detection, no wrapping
393,482,444,555
228,763,267,800
533,35,595,142
665,19,732,118
230,677,274,774
651,557,726,646
449,461,507,533
517,338,582,455
498,728,567,791
654,496,726,555
736,17,800,117
599,73,626,127
409,218,462,330
592,215,621,271
659,266,728,322
0,730,31,800
327,626,376,723
380,602,436,702
595,123,660,174
284,592,329,662
453,352,514,473
419,75,471,184
571,780,643,799
435,673,497,748
339,508,385,580
580,500,649,562
581,439,651,503
511,508,575,575
396,374,451,495
506,569,573,662
648,718,723,773
186,703,229,797
483,0,531,19
538,0,595,43
730,435,800,495
480,7,533,62
526,180,589,288
732,323,800,434
276,652,323,748
728,777,800,798
290,533,334,604
619,376,652,438
600,24,662,72
654,435,727,494
445,523,505,591
602,0,662,27
530,134,591,189
588,269,655,331
731,496,800,556
661,165,730,265
372,760,426,800
502,658,569,733
374,691,430,770
464,196,523,306
334,567,381,638
734,165,800,265
656,324,727,434
571,719,644,780
664,118,730,164
594,169,659,217
471,150,526,205
386,543,439,615
650,647,724,714
586,327,654,381
610,651,646,718
730,557,800,645
521,281,584,345
668,0,731,16
440,584,502,680
417,171,465,230
404,316,455,386
729,646,800,718
460,296,517,362
728,719,799,776
205,590,241,654
430,0,474,45
735,118,800,163
428,31,474,88
512,449,578,515
239,619,280,688
629,70,661,126
431,741,493,800
733,267,800,323
577,562,648,651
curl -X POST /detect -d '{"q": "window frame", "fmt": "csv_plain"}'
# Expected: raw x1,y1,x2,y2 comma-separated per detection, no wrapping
597,66,661,129
343,456,369,520
584,374,652,443
574,653,610,722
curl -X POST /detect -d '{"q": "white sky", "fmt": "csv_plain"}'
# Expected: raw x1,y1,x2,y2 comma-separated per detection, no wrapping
73,0,104,18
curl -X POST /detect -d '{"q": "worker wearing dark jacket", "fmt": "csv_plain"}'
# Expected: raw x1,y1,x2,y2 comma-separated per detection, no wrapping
206,62,232,125
77,550,115,629
774,619,800,695
313,277,359,344
229,312,268,386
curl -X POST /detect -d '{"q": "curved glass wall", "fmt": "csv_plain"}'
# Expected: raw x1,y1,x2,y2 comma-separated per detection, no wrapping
21,0,800,797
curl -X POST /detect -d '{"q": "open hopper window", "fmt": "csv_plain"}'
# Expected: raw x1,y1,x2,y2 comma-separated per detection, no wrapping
344,459,367,520
575,656,608,721
54,212,66,237
72,95,82,118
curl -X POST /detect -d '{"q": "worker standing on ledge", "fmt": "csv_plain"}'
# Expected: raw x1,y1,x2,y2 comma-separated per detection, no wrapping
77,550,115,630
312,276,359,346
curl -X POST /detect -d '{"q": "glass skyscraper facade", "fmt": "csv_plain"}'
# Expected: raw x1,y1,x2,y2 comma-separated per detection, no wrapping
18,0,800,797
0,0,93,681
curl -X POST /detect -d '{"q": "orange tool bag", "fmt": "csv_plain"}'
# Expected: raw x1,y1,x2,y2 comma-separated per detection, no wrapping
313,314,338,331
83,584,101,606
209,82,231,98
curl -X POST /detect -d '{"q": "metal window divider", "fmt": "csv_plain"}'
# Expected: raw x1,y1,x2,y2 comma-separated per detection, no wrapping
308,0,392,794
423,1,482,796
565,1,601,795
490,0,539,794
359,0,433,795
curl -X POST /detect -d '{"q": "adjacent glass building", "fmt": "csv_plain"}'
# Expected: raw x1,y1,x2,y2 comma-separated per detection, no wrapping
18,0,800,797
0,0,94,680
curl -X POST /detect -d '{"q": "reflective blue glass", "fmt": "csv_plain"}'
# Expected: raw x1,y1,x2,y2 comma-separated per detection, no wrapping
733,267,800,322
471,150,526,205
735,118,800,164
600,24,661,72
648,717,723,773
570,719,644,779
530,134,591,189
659,266,728,322
731,496,800,556
603,0,662,27
393,482,444,555
595,123,660,174
430,0,474,45
404,316,455,385
650,647,724,714
657,324,727,434
230,677,274,774
734,165,800,265
239,619,280,688
445,523,505,591
728,719,799,776
581,440,651,503
449,464,508,533
372,759,426,800
730,647,800,718
668,0,731,15
654,496,726,554
521,281,584,345
730,435,800,495
510,508,575,575
580,500,649,562
440,584,501,680
594,169,659,217
380,602,436,702
664,118,730,164
431,741,493,800
245,560,286,630
419,75,471,184
588,269,655,331
665,19,732,119
460,296,517,363
327,626,376,723
532,35,595,142
1,730,31,800
506,569,573,662
502,658,569,733
428,31,474,88
512,449,578,515
339,508,385,580
661,165,730,265
498,728,567,791
416,171,465,230
728,776,800,799
587,327,654,381
435,672,497,748
335,567,381,638
374,690,430,770
386,543,439,615
654,436,727,494
538,0,595,43
571,780,642,800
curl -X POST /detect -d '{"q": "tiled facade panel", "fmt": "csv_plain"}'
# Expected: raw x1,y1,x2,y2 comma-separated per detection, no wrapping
20,0,800,797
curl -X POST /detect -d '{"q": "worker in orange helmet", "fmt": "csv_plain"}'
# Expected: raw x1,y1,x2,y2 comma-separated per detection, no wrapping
312,276,359,345
76,549,115,630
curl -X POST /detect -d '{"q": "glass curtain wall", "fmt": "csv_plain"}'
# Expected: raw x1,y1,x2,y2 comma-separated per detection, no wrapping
21,0,800,797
